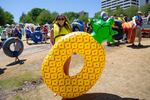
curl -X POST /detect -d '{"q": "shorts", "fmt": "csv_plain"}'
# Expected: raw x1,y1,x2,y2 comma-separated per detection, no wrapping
135,25,142,38
13,51,19,57
42,32,48,35
26,33,30,39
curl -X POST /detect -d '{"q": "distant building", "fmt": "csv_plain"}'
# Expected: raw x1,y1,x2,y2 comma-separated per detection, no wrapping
139,0,150,7
101,0,149,10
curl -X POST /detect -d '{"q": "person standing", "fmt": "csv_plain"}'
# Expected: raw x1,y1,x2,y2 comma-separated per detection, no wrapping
118,14,126,23
118,14,128,43
42,25,48,43
5,25,13,37
13,25,23,62
50,14,72,100
13,25,22,40
1,30,7,42
50,14,72,74
50,14,72,46
132,11,143,47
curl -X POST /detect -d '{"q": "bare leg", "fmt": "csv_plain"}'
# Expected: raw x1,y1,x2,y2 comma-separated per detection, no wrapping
45,34,47,43
26,38,29,44
136,26,142,46
15,56,20,62
15,57,17,62
64,57,71,75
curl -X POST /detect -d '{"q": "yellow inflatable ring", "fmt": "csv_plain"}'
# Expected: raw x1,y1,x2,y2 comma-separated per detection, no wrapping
42,32,105,98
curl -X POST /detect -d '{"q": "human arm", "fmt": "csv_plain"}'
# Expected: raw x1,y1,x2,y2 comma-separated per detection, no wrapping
50,28,55,47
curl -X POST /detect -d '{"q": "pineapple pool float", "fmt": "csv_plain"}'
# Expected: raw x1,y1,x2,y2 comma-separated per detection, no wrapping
42,17,117,98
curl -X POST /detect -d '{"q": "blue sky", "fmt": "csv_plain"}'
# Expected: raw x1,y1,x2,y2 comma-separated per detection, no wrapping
0,0,101,22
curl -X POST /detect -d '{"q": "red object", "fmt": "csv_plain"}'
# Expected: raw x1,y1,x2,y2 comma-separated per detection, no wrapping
142,28,150,33
142,28,150,37
42,26,48,33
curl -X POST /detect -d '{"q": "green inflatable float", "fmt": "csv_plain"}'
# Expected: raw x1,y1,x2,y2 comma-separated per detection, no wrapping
90,17,118,44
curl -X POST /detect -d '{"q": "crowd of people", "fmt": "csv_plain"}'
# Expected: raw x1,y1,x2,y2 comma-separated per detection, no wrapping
0,11,149,47
0,23,51,44
101,11,147,47
0,11,149,100
0,11,149,63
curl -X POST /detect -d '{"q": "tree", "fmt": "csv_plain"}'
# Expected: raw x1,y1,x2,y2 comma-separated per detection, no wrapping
19,13,26,23
0,7,14,26
140,3,150,16
19,12,33,23
64,12,79,22
104,8,113,17
64,11,89,23
124,6,138,20
113,6,125,16
29,8,44,23
0,7,6,26
36,10,52,25
24,14,33,23
94,11,101,18
19,9,58,24
78,11,89,23
51,12,59,22
4,11,14,24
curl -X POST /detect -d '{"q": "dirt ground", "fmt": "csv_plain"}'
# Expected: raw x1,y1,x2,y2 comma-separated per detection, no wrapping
0,38,150,100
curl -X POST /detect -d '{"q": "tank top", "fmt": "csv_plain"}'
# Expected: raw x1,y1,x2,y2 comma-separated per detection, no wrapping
53,23,71,42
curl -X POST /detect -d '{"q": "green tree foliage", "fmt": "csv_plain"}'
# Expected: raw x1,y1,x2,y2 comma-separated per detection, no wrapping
20,12,33,23
4,11,14,24
24,14,33,23
78,11,89,23
113,6,125,16
94,11,101,18
0,7,14,26
29,8,44,23
140,3,150,16
36,10,52,25
78,14,88,23
64,11,89,23
51,12,59,22
19,13,26,23
64,12,79,22
19,7,89,24
20,11,39,24
104,8,113,17
124,6,138,20
0,7,5,26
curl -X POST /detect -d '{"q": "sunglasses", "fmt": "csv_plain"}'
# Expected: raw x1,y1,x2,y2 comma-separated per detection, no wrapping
57,17,65,21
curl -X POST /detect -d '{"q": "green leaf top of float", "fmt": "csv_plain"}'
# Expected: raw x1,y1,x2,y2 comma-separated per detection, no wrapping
90,17,118,44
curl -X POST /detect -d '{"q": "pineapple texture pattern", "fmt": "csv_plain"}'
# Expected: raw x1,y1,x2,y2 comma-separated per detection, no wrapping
42,32,105,98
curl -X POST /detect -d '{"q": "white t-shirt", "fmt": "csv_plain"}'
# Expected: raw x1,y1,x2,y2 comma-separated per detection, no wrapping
14,41,22,51
1,32,7,39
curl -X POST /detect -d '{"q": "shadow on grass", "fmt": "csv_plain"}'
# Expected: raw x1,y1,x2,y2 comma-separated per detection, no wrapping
0,68,7,75
6,59,27,66
66,93,143,100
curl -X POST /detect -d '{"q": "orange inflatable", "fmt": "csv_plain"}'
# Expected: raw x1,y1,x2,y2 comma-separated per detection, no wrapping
122,21,136,43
